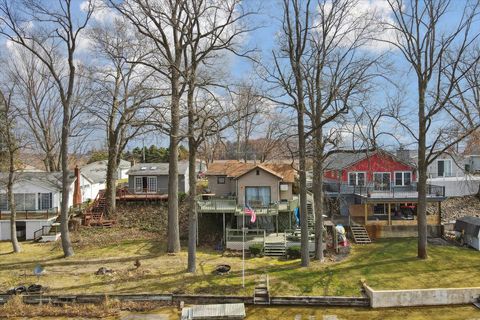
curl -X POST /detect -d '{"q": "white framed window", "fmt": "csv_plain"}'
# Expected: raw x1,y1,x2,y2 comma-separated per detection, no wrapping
437,159,452,177
38,193,52,210
395,171,412,186
134,176,143,192
373,172,390,191
348,172,366,186
217,176,226,184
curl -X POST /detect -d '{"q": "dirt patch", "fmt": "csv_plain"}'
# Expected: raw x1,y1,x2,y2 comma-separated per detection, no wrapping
114,202,189,238
71,226,158,249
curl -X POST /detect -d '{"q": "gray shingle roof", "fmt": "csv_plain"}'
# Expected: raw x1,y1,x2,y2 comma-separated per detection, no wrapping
324,151,371,170
81,159,131,184
127,161,189,176
0,171,74,191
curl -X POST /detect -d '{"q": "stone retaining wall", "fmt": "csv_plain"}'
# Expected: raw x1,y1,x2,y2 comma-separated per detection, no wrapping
363,283,480,308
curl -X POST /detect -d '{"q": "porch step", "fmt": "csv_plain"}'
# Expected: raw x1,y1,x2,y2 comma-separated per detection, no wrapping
264,242,286,257
350,226,372,244
254,275,270,305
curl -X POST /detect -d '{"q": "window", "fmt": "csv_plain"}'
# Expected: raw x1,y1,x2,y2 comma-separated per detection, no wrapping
0,194,7,211
135,176,143,192
13,193,36,211
217,176,226,184
147,176,157,193
437,159,452,177
395,172,412,186
245,187,271,207
348,172,365,186
256,169,260,175
38,193,52,210
373,173,390,191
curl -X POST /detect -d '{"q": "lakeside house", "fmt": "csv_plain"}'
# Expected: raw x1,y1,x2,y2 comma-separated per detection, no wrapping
323,149,446,239
80,159,131,201
0,171,75,241
127,161,190,194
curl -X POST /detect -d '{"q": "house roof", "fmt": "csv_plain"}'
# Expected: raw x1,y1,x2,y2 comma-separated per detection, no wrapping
324,149,415,170
0,171,75,191
454,216,480,237
205,161,295,183
81,159,131,184
127,161,189,176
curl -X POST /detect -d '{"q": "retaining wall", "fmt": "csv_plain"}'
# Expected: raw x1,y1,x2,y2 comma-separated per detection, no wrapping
363,283,480,308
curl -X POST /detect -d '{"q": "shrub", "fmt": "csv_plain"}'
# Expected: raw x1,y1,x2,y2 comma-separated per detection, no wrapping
286,246,301,259
249,243,264,256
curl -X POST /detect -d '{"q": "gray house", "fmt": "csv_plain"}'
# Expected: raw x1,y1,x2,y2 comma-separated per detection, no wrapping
127,162,189,194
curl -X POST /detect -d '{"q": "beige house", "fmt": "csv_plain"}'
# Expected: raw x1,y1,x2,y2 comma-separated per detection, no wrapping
205,161,295,206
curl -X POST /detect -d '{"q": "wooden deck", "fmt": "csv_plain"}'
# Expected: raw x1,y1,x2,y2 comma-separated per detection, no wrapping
181,303,246,319
0,210,58,220
116,194,168,201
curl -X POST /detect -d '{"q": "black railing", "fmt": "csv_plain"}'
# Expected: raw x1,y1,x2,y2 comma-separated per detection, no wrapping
322,181,445,198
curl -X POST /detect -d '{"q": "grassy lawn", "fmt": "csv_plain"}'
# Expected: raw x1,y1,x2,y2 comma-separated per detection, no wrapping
0,228,478,297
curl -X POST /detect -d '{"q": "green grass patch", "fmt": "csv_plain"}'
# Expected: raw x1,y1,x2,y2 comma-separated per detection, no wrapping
0,231,478,297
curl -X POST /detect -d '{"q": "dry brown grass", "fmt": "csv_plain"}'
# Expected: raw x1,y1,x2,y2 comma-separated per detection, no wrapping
0,295,172,318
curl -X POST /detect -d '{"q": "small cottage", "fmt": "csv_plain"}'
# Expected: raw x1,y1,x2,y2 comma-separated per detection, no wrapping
127,161,189,194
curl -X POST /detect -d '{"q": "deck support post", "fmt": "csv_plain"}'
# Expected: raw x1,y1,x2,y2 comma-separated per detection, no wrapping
364,202,367,225
276,215,278,236
223,213,226,245
388,203,391,226
438,201,442,221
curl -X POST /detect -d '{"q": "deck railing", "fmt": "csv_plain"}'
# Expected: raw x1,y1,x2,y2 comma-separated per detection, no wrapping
226,228,265,243
323,182,445,198
0,207,59,220
196,199,237,213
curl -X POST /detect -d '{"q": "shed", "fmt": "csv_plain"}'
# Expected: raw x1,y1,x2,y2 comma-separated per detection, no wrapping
454,216,480,250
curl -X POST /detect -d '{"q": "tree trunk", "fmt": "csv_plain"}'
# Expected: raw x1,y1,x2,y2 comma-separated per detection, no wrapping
105,154,118,217
60,107,74,257
187,141,197,272
105,133,119,216
313,131,324,261
417,84,428,259
7,153,20,253
167,74,181,253
298,105,310,267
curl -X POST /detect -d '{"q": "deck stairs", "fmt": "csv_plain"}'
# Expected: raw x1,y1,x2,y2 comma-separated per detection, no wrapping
264,241,286,257
253,274,270,305
83,190,115,227
350,225,372,244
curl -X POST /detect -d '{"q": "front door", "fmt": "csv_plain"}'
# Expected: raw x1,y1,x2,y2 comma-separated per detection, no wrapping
374,173,390,191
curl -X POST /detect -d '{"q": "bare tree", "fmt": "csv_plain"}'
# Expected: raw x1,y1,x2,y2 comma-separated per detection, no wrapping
381,0,480,258
304,0,382,260
0,85,24,253
87,17,157,216
269,0,311,267
0,0,95,257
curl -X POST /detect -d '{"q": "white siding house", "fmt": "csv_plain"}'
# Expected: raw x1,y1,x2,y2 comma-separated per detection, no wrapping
0,172,75,241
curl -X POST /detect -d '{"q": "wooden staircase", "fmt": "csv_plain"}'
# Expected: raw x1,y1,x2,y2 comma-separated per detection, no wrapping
253,274,270,305
350,225,372,244
83,190,115,227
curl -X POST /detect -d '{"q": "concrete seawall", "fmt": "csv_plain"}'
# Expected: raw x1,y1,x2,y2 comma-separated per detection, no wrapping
363,283,480,308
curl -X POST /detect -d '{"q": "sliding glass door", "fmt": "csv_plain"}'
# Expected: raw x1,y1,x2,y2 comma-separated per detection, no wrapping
245,187,271,207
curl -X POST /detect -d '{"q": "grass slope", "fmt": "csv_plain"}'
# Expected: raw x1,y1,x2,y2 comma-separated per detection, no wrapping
0,228,478,297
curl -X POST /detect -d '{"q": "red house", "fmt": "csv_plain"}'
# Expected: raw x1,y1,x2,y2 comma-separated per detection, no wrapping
324,150,416,191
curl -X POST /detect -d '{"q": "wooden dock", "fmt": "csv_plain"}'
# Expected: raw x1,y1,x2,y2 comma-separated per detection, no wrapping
181,303,246,319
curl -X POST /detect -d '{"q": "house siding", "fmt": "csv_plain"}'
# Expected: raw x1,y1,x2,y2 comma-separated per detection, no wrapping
237,169,281,206
207,176,236,197
427,154,465,178
128,174,187,194
325,153,416,184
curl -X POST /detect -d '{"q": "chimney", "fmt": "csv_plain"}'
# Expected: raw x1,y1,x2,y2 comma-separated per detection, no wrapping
396,146,411,163
73,165,82,207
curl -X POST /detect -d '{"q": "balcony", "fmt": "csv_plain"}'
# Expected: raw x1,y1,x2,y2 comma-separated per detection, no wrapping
0,207,59,220
196,197,299,215
323,182,446,200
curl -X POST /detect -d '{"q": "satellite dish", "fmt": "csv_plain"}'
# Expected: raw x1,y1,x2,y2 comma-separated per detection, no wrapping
33,264,45,277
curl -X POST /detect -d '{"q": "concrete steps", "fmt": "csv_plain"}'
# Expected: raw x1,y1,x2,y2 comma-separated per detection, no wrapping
350,226,371,244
